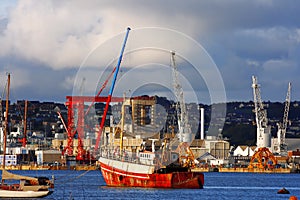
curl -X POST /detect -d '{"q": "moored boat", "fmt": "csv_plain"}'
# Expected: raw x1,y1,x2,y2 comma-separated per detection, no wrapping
0,169,53,198
96,27,204,189
97,95,204,189
99,150,204,189
0,188,50,198
0,73,54,198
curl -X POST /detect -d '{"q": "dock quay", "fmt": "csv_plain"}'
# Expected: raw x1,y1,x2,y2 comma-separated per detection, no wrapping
1,165,293,172
1,164,98,171
192,167,292,173
0,165,50,170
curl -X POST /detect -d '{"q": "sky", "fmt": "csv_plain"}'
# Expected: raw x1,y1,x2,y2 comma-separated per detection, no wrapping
0,0,300,105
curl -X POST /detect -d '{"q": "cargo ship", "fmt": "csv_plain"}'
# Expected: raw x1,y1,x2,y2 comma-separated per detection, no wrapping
96,28,203,188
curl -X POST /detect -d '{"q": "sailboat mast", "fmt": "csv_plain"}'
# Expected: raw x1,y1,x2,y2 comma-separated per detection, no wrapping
2,73,10,179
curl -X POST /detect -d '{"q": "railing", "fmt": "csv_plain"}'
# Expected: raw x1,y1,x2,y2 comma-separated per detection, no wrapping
100,148,156,166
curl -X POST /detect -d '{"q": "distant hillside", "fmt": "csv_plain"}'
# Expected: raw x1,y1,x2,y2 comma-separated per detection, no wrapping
7,98,300,147
156,98,300,146
217,101,300,146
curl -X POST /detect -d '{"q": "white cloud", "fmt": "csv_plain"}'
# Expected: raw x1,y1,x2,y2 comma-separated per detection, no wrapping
0,0,300,102
0,0,206,70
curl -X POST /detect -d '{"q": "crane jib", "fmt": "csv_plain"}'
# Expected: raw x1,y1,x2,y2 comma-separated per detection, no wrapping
109,27,131,96
94,27,131,154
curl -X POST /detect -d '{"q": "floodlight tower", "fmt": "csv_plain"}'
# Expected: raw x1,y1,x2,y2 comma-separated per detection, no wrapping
252,76,271,148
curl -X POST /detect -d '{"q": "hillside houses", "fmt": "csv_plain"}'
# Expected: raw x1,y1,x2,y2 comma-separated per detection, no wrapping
233,145,255,157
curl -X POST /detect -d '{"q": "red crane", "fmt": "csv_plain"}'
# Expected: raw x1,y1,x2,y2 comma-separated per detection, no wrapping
64,96,123,162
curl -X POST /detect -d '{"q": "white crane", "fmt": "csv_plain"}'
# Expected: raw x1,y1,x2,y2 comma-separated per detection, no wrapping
252,76,271,148
276,82,291,154
170,51,192,143
170,52,196,168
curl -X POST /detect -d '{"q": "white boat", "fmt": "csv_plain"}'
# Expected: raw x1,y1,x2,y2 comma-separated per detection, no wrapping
0,190,49,198
0,170,51,197
0,169,53,198
0,73,54,198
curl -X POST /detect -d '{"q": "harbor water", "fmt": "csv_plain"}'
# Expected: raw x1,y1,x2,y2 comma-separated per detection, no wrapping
6,170,300,200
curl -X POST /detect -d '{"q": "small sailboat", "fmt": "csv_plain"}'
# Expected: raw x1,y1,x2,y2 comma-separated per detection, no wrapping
0,169,53,198
0,73,54,198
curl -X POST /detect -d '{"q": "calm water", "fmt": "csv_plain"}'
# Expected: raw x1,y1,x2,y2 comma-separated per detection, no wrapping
6,170,300,200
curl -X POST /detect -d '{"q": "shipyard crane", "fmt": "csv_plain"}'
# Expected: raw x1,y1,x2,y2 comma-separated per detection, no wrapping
250,76,278,170
170,51,192,143
248,147,277,169
276,82,291,155
62,72,122,160
170,52,195,168
252,76,271,148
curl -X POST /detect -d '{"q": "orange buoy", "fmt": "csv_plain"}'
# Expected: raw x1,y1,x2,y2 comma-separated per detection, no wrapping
289,196,298,200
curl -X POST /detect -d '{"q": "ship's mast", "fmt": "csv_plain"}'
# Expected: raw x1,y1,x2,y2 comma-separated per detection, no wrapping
120,94,126,151
252,76,271,148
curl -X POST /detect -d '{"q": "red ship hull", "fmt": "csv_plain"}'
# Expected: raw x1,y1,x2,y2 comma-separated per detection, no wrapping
99,157,204,189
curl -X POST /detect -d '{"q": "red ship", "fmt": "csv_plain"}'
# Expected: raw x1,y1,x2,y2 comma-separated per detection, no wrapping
99,152,204,189
98,96,204,189
95,27,204,189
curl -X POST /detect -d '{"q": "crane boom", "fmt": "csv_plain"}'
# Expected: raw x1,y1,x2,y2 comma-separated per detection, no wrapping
277,82,291,154
252,76,271,148
282,82,291,131
170,52,196,168
252,76,268,128
94,27,131,155
170,51,191,143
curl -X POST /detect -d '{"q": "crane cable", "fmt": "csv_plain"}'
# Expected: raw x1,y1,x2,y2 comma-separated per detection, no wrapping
84,66,116,116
